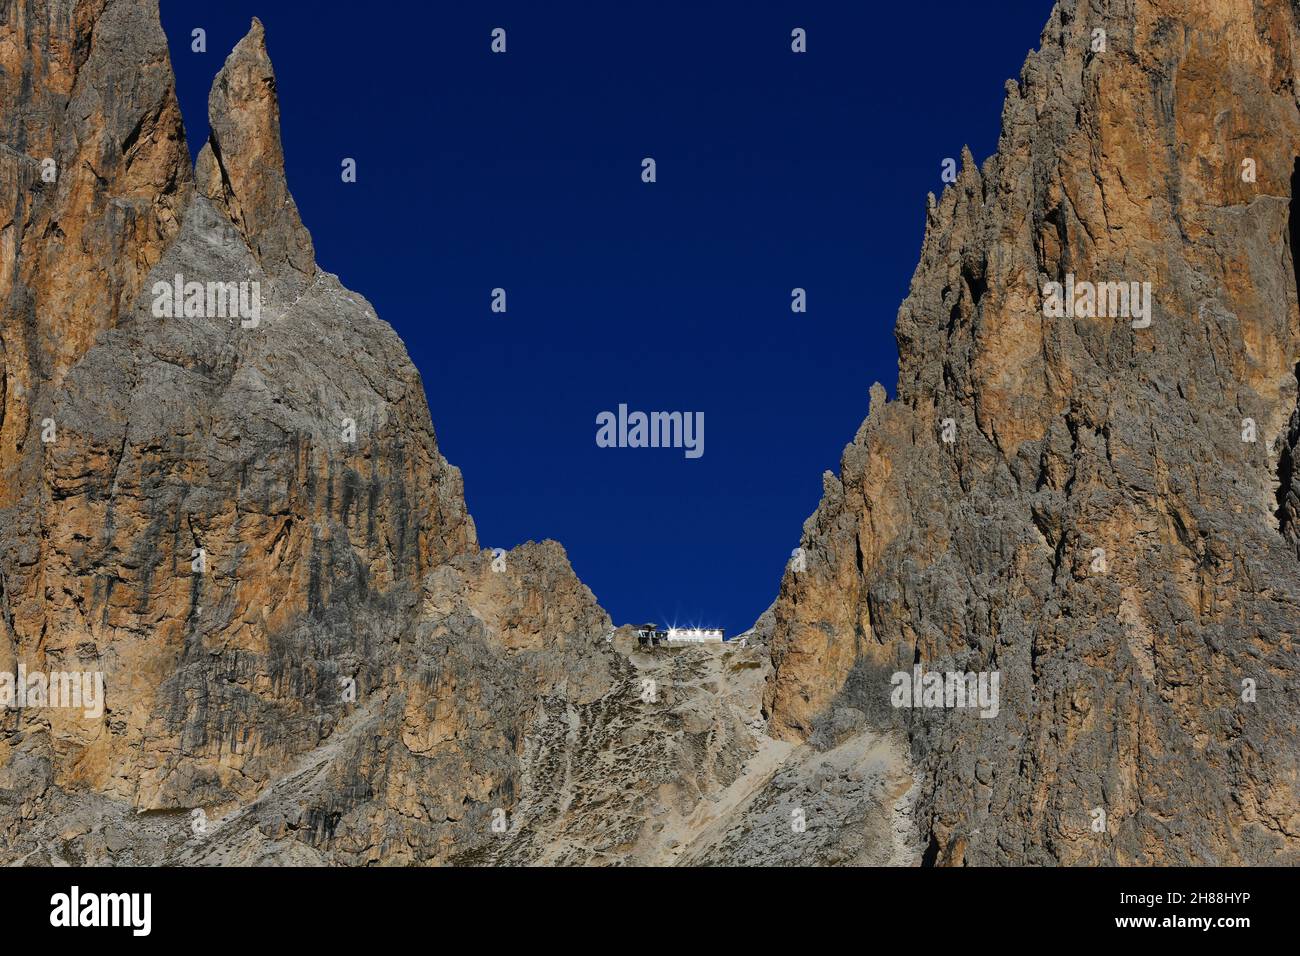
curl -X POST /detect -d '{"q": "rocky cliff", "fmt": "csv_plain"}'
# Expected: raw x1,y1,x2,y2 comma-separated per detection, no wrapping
766,0,1300,864
2,0,1297,867
0,1,623,865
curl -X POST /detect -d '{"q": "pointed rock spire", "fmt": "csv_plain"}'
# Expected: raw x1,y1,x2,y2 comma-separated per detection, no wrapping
196,17,314,277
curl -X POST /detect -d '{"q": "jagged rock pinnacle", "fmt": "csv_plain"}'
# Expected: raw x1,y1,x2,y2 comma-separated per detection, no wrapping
196,17,315,277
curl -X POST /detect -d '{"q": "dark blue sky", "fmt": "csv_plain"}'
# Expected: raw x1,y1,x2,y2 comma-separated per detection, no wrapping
161,1,1051,635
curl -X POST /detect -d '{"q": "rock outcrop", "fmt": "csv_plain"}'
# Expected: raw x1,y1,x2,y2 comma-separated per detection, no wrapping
193,18,314,279
765,0,1300,864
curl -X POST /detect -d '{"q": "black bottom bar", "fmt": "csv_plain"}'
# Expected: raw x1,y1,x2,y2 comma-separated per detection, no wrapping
0,865,1283,943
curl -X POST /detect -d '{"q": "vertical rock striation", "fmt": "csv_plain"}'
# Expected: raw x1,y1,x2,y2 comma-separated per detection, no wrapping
766,0,1300,864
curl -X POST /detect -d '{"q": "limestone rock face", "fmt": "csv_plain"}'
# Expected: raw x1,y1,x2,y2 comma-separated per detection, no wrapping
0,0,191,509
766,0,1300,864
